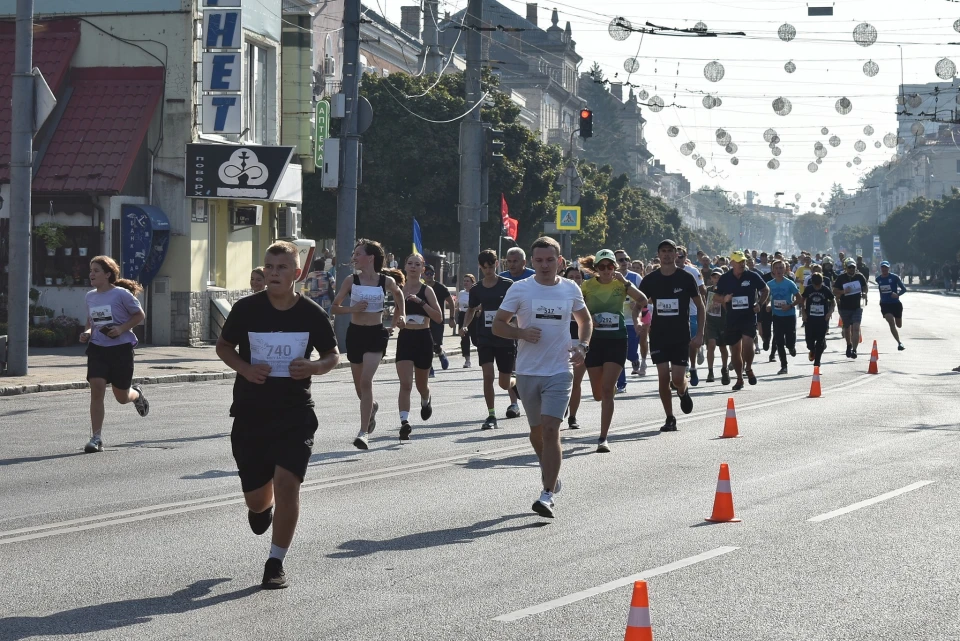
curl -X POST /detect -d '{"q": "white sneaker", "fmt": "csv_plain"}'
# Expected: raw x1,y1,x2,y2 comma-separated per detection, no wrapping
697,346,705,365
532,490,555,518
463,359,471,368
597,438,610,453
638,362,647,377
353,431,369,450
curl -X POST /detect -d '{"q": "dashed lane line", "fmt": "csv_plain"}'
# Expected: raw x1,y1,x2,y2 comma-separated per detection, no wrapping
808,480,935,522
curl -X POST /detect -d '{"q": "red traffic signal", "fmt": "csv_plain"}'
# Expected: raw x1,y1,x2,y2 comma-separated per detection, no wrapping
579,109,593,138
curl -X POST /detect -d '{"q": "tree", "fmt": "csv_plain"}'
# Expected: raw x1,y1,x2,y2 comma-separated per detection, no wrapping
879,197,928,264
578,69,633,180
832,225,874,256
793,212,829,252
911,189,960,266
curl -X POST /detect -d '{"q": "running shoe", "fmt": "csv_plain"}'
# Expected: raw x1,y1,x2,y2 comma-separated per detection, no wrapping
505,403,521,419
697,347,705,365
706,371,715,383
463,359,472,368
631,361,640,375
689,369,699,387
850,350,858,359
660,416,678,432
596,438,610,453
248,506,273,535
131,385,149,417
732,379,744,391
898,343,905,351
755,345,762,355
353,431,369,450
768,353,776,363
679,389,693,414
429,367,436,378
84,434,103,453
746,369,757,385
261,558,288,590
720,368,730,386
845,346,853,359
638,362,647,376
789,347,797,357
616,386,626,394
532,491,555,518
808,351,815,362
368,401,379,434
399,421,412,440
762,341,770,351
777,366,788,375
481,416,497,431
420,396,433,421
439,351,450,370
567,416,580,430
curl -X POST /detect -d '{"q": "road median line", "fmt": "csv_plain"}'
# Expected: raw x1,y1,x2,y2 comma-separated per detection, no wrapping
808,480,935,522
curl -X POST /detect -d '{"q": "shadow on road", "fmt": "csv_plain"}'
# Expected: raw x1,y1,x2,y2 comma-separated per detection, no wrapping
0,578,259,640
0,451,86,467
327,513,547,558
115,433,228,449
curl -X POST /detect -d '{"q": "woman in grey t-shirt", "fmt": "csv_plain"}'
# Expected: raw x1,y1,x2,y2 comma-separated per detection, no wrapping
79,255,150,453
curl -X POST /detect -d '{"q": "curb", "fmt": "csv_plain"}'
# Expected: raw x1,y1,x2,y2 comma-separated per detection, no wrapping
0,357,397,397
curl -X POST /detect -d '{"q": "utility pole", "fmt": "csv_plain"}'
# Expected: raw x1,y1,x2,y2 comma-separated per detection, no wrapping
8,0,34,376
421,0,444,75
457,0,483,280
333,0,362,348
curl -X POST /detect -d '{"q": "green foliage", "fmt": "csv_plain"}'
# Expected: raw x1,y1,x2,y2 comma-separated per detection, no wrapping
29,328,59,347
879,197,927,264
35,222,67,250
879,190,960,268
832,225,874,256
793,212,830,252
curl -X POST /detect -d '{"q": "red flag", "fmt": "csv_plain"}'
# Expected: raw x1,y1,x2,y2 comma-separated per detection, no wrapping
506,217,518,240
500,194,518,240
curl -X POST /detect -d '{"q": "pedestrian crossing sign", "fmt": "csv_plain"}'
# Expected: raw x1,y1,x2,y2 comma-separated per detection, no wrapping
556,205,581,231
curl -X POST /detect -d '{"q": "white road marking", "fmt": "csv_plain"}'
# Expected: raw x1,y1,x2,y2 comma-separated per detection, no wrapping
494,546,739,622
808,480,934,522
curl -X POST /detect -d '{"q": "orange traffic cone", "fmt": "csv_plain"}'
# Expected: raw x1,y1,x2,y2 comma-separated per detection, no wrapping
808,366,822,398
868,340,879,374
706,463,741,523
837,316,843,328
623,581,653,641
721,398,740,438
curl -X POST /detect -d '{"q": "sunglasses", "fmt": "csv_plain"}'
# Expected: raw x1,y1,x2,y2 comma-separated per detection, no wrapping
597,263,616,271
617,258,630,263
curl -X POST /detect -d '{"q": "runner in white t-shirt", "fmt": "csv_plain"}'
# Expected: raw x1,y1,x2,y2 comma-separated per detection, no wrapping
495,237,592,519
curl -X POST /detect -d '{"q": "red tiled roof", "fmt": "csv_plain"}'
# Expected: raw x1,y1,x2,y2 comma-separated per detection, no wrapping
33,66,163,194
0,19,80,183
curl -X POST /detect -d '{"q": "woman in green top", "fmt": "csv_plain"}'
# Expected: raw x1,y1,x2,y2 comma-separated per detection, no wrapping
579,250,648,453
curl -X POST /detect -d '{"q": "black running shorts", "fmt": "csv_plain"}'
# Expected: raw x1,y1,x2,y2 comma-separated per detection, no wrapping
476,343,516,373
585,338,627,368
723,323,757,345
346,323,389,364
230,406,319,492
880,301,903,319
650,340,690,367
396,328,434,370
85,343,135,390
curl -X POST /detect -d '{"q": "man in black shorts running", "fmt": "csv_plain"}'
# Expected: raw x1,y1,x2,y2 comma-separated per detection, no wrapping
424,265,455,372
716,250,768,390
216,241,340,589
638,239,705,431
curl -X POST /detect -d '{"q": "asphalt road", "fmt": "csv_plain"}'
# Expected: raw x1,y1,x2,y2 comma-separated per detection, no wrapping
1,292,959,641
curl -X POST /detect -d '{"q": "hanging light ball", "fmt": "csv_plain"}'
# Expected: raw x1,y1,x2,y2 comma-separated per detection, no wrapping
714,97,723,107
847,161,853,168
667,126,679,137
811,202,817,208
863,60,879,78
773,96,793,116
704,60,725,82
854,140,867,152
829,135,841,147
836,97,853,115
808,162,818,173
638,89,649,100
770,134,781,145
907,94,923,108
692,153,700,160
816,158,823,165
784,61,796,74
680,143,693,156
648,96,664,112
608,17,632,41
795,192,801,200
864,125,875,136
703,95,718,109
624,58,640,73
731,157,739,165
821,127,829,135
874,141,882,148
696,157,707,169
815,148,828,159
853,156,862,165
853,22,877,47
726,142,738,154
775,199,780,206
714,127,726,139
778,23,797,42
936,58,957,80
772,146,782,156
883,133,898,147
693,21,708,32
767,158,780,170
911,122,925,136
954,18,960,33
763,128,777,142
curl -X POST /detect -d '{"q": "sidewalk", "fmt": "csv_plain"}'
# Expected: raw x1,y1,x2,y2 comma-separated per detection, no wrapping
0,332,465,397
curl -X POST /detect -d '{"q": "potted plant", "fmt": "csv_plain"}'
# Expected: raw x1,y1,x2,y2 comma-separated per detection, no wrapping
78,246,88,257
64,246,73,256
35,222,67,256
43,266,56,286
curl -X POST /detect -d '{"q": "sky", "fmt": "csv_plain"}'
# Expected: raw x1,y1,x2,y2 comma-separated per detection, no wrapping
379,0,960,212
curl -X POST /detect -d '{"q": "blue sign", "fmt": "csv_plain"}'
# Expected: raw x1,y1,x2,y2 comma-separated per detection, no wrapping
121,205,170,286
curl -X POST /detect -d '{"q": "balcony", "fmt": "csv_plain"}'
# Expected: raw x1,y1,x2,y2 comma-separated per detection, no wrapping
547,127,582,151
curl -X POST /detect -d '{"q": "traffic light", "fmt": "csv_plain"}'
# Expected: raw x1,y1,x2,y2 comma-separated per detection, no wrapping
579,108,593,138
484,127,505,167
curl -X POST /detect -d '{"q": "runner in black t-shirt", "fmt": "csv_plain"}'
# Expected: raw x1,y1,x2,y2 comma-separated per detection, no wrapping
638,239,705,431
216,241,340,590
424,265,455,372
833,258,869,358
802,273,834,367
715,251,769,390
462,249,520,429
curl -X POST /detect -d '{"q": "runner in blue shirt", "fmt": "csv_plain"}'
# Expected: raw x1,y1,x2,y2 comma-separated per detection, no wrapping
767,260,802,374
875,261,907,351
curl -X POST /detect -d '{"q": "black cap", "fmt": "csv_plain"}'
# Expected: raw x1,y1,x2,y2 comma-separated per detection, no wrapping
658,239,678,250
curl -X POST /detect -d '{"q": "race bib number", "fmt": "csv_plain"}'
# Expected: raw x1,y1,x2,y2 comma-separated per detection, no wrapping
89,304,114,327
351,285,384,312
810,304,825,316
593,312,619,331
842,280,862,296
248,332,310,378
879,284,891,294
484,310,497,328
406,314,425,325
657,298,680,316
731,295,750,310
774,299,787,310
533,299,568,323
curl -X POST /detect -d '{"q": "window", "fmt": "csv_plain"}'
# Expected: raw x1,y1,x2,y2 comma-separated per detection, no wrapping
245,43,269,144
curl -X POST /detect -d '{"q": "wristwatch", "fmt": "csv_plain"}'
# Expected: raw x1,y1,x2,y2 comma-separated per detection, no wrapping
577,341,590,353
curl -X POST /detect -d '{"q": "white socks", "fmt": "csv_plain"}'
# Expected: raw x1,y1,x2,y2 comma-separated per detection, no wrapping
269,543,287,561
400,411,409,422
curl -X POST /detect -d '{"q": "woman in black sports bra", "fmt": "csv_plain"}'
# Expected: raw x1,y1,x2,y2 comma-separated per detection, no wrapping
331,239,406,450
394,253,443,440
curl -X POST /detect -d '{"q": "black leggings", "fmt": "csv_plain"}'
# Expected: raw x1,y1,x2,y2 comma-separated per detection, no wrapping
805,324,827,367
456,311,471,359
772,315,797,366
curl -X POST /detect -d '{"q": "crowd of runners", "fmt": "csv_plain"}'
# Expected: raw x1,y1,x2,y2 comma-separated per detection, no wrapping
75,238,914,589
